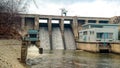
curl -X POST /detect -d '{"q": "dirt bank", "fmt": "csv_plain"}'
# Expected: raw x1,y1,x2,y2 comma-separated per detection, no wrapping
0,40,27,68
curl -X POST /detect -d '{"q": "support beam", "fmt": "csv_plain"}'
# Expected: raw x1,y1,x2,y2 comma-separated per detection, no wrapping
60,18,66,50
96,20,99,24
21,40,28,63
85,19,88,24
34,16,39,30
73,16,78,40
48,18,53,50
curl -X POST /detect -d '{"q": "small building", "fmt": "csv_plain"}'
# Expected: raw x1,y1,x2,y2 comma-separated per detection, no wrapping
77,23,120,53
79,23,120,43
25,29,39,44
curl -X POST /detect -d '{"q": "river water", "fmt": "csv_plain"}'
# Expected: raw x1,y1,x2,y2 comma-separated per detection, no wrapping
26,46,120,68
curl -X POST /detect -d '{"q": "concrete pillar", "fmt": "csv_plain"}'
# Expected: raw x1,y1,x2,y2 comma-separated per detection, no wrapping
60,18,66,50
21,17,25,31
96,20,99,24
73,16,78,40
21,40,28,63
60,18,64,31
85,19,88,24
48,18,53,50
34,16,39,30
70,20,74,31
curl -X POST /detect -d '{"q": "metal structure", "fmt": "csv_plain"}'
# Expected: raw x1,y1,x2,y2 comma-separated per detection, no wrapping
21,29,40,63
25,29,40,46
60,8,68,16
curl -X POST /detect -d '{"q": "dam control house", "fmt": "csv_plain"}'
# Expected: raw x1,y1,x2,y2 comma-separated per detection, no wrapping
79,23,120,42
78,23,120,53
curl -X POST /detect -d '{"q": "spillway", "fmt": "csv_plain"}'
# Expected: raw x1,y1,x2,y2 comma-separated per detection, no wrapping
39,26,50,50
64,24,76,50
39,23,75,50
52,24,64,49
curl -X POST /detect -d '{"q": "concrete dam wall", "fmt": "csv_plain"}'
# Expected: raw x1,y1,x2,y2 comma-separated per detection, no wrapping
39,23,76,50
21,14,120,53
52,24,64,49
39,27,50,50
64,24,76,49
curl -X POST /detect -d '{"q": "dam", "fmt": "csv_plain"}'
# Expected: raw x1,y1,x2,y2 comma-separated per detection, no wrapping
20,14,120,53
37,18,76,50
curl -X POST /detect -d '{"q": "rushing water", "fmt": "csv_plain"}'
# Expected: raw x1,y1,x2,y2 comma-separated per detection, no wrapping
39,26,76,50
64,27,76,50
39,27,50,50
37,24,120,68
52,27,64,49
27,46,120,68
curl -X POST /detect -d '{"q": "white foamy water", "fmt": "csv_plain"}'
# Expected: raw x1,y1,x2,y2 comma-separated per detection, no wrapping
27,46,49,65
52,27,64,49
39,27,50,50
64,27,76,49
27,46,40,59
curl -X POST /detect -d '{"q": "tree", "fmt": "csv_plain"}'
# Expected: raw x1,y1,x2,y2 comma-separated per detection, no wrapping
111,16,120,24
0,0,25,39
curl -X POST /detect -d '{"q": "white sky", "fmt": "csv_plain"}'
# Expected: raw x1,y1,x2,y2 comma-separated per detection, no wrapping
26,0,120,17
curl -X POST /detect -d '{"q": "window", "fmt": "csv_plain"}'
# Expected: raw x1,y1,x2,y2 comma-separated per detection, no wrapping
99,20,109,24
83,31,87,35
104,33,108,39
78,20,85,25
91,25,103,28
88,20,96,23
90,31,94,35
97,33,113,39
97,33,103,39
29,34,37,38
108,33,113,39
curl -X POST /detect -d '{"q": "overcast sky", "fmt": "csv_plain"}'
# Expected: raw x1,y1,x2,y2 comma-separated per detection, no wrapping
27,0,120,17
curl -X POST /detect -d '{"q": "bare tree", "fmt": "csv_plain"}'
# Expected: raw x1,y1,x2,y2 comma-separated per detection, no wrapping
111,16,120,40
111,16,120,24
0,0,25,39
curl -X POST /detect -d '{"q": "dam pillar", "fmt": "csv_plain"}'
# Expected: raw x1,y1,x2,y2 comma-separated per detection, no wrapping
85,19,88,24
34,16,39,30
60,18,66,50
21,40,28,63
48,18,53,50
96,20,99,24
73,16,78,41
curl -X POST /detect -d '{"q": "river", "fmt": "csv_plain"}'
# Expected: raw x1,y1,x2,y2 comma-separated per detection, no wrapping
26,46,120,68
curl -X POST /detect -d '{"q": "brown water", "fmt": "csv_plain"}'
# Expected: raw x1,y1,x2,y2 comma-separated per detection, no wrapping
26,48,120,68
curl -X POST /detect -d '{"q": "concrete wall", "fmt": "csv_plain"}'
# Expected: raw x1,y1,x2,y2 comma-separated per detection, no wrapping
20,14,110,40
111,43,120,54
77,42,99,52
77,42,120,54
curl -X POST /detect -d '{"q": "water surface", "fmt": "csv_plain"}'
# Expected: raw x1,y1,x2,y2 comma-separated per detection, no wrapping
27,48,120,68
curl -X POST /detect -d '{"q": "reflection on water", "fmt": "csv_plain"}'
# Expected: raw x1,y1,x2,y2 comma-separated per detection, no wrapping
27,48,120,68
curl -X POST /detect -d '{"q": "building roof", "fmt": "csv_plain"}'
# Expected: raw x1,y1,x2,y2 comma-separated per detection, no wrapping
28,29,39,34
82,23,120,27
